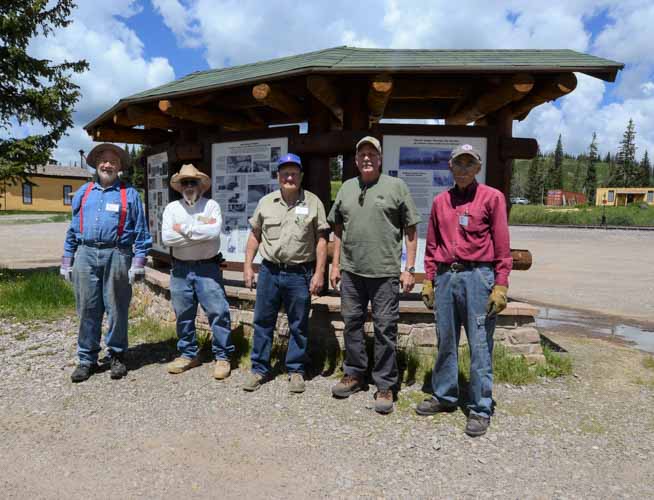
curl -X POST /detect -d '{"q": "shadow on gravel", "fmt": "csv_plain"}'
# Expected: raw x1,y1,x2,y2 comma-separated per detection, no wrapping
126,339,178,371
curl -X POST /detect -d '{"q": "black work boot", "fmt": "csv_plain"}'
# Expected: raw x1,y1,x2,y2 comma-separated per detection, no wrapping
465,414,490,437
71,364,97,383
415,397,458,416
110,353,128,380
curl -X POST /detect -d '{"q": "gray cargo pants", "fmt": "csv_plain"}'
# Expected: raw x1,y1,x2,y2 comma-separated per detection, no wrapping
341,271,400,390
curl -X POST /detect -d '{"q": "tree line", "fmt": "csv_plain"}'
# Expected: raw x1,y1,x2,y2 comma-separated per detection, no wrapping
517,119,653,205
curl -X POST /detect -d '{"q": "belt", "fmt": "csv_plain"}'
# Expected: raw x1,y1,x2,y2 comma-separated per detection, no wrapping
438,261,491,273
263,260,314,272
81,241,130,250
173,255,221,266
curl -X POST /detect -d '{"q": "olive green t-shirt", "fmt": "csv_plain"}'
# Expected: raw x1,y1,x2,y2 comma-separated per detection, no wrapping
328,174,421,277
249,189,329,264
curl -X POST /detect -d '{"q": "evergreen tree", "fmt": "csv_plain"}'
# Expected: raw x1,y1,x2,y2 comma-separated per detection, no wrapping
638,150,651,187
615,119,637,187
547,134,564,190
582,132,598,204
0,1,88,182
572,160,584,192
526,150,544,204
604,152,611,164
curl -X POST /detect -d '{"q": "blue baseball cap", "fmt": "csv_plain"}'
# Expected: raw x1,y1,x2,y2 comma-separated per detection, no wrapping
277,153,302,170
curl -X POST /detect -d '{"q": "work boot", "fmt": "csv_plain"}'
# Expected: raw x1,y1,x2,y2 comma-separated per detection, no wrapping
167,356,201,374
242,371,264,392
374,389,394,414
415,397,458,416
213,360,231,380
331,374,364,398
465,414,490,437
288,373,306,393
70,363,97,383
110,353,128,380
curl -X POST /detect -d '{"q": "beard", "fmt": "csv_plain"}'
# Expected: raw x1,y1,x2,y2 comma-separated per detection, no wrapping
97,170,118,185
183,189,200,206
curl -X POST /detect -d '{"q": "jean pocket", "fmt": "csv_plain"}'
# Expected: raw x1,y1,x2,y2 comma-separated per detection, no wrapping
475,266,495,290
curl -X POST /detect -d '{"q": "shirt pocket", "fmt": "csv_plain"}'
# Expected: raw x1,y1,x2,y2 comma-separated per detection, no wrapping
263,217,282,240
461,209,487,235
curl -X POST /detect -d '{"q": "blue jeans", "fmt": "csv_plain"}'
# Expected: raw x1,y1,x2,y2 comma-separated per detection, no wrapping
250,261,312,376
170,260,233,360
72,245,132,365
431,265,497,418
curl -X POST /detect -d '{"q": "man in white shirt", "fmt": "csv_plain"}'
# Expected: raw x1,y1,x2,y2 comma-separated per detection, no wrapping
162,163,234,379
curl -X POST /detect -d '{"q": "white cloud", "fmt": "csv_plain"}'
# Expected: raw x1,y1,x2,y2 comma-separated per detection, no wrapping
15,1,175,164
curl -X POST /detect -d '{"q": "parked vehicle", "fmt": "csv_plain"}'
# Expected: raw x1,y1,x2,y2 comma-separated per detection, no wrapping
511,197,529,205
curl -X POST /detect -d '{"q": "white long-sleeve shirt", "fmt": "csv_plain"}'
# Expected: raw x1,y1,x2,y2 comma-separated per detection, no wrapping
161,197,223,261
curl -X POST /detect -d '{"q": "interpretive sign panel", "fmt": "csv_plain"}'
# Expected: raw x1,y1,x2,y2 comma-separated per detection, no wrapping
211,137,288,263
146,151,169,253
382,135,487,273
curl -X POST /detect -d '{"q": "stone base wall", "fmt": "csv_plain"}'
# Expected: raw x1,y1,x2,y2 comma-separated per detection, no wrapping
131,280,545,364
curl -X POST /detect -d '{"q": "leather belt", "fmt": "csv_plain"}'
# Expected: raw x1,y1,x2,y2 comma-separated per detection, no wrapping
438,261,491,273
263,260,314,273
173,255,221,266
81,241,130,250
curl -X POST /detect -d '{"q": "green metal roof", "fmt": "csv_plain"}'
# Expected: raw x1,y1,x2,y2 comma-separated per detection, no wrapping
85,46,623,129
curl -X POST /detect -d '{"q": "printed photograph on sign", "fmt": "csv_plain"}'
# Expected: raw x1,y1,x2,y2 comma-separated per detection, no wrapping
270,147,281,162
251,160,270,173
226,155,252,174
248,184,271,202
399,147,450,171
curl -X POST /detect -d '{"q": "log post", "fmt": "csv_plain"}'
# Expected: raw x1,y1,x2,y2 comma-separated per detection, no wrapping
486,107,514,213
342,81,368,181
367,75,393,126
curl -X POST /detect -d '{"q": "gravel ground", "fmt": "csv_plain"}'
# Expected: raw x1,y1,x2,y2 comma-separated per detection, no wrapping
1,315,653,499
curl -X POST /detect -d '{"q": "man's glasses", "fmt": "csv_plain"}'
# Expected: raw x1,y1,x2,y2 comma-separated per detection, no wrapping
181,179,198,187
356,152,380,160
451,161,478,172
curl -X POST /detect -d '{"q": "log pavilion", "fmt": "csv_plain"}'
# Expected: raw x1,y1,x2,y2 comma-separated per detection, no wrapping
84,46,623,273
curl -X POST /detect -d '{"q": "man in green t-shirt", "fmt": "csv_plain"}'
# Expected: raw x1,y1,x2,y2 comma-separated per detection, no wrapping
328,136,420,414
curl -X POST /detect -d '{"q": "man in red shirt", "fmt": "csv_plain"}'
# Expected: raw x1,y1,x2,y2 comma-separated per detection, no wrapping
418,144,512,437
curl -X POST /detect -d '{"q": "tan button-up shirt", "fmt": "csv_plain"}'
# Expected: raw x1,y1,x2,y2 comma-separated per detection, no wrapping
249,189,329,265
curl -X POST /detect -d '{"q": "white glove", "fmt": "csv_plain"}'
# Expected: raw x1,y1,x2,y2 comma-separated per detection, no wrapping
128,257,146,285
60,256,73,283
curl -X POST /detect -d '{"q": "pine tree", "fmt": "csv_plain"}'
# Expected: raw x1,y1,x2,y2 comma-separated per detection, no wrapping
615,119,637,187
547,134,564,190
582,132,598,204
572,160,584,192
638,150,651,187
0,1,88,182
526,150,544,204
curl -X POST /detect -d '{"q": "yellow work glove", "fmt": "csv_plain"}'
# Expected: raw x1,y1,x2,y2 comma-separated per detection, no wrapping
486,285,508,317
421,279,435,309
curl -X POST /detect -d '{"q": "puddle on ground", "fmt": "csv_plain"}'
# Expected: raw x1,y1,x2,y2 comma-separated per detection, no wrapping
535,306,654,354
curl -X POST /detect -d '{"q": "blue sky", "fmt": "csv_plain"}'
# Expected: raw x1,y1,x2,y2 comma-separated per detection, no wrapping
22,0,654,164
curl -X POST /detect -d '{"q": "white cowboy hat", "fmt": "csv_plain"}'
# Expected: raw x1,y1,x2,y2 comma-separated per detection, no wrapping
170,163,211,194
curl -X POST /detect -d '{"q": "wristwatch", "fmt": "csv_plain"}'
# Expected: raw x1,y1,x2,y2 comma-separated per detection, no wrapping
405,266,415,274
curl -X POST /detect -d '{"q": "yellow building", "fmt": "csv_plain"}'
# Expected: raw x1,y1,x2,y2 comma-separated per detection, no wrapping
596,187,654,207
1,165,92,212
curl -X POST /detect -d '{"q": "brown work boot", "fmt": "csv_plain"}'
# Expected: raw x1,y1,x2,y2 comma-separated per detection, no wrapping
213,360,231,380
331,374,364,398
374,389,394,414
167,356,201,374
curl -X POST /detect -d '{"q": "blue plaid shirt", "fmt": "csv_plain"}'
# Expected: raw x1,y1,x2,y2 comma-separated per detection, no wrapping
63,180,152,258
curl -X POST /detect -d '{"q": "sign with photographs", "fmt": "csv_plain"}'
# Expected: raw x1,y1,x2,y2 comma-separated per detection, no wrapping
382,135,488,273
146,152,169,253
211,137,288,263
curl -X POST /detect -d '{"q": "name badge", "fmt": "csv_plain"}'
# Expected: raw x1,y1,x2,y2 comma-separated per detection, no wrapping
106,203,120,213
295,206,309,215
459,215,469,227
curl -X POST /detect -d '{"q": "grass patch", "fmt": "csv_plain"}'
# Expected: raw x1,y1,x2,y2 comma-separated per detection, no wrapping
331,180,342,201
396,390,427,412
535,346,573,378
0,269,75,321
579,417,606,435
509,204,654,227
129,316,177,346
14,332,29,341
643,356,654,371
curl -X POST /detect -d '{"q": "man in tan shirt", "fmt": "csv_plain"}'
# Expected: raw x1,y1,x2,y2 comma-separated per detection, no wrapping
242,153,329,393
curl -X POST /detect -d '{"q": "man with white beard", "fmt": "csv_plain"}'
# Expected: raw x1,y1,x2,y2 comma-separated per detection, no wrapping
61,143,152,383
162,164,234,379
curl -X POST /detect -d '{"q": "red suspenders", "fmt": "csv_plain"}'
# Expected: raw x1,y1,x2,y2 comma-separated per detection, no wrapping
79,182,128,237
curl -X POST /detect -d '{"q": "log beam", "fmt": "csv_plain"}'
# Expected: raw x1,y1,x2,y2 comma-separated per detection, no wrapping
113,105,185,130
367,75,393,126
306,75,343,125
252,83,304,117
446,74,534,125
158,99,256,130
391,79,469,99
511,73,577,120
91,126,172,145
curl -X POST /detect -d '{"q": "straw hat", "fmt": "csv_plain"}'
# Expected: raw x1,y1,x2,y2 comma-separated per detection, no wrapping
170,163,211,194
86,143,130,169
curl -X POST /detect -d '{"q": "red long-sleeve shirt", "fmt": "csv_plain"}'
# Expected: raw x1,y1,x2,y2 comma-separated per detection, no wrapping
424,181,512,286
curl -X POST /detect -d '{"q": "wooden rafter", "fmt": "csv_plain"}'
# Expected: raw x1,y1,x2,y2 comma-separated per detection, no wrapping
252,83,304,117
91,126,172,145
446,74,534,125
113,105,186,130
158,100,257,130
511,73,577,120
391,79,469,99
367,75,393,126
306,75,343,125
